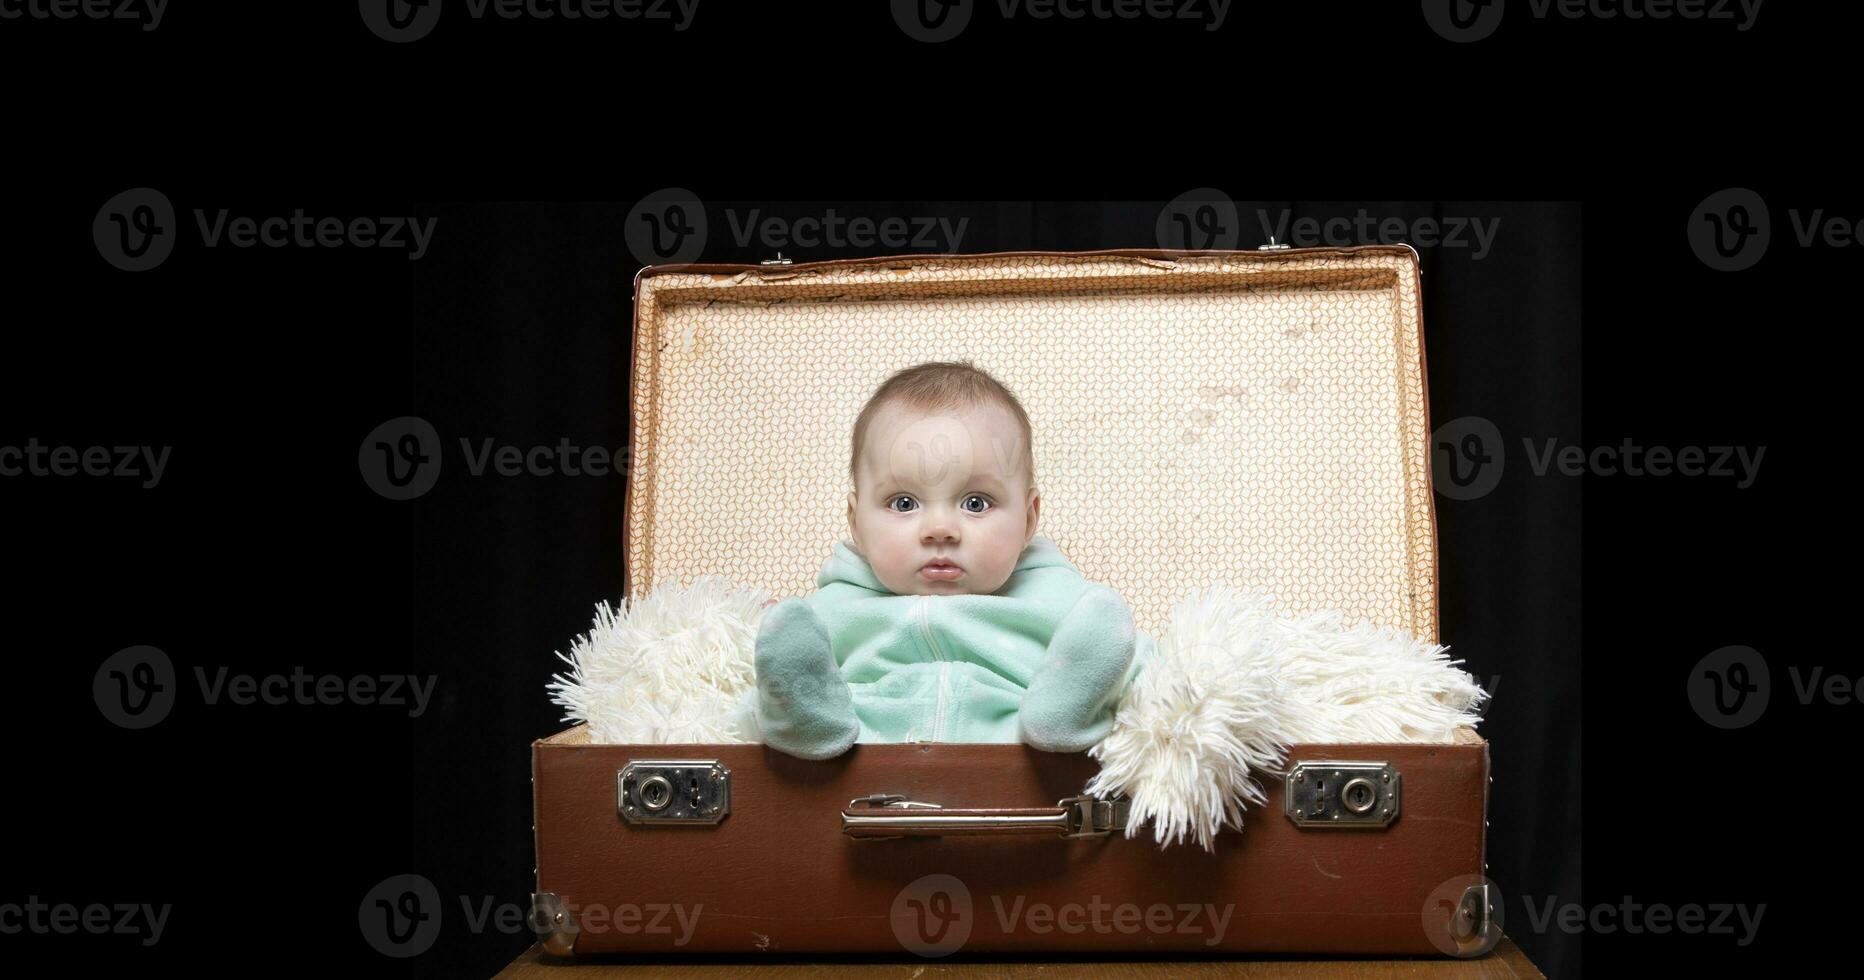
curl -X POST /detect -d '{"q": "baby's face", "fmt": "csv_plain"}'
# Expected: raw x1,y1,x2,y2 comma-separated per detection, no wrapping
848,400,1040,596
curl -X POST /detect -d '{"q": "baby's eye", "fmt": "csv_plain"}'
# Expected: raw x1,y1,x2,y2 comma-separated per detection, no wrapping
961,494,992,514
887,495,918,513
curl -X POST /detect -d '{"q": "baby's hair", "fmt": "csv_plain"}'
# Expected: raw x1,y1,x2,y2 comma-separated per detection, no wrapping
850,360,1035,491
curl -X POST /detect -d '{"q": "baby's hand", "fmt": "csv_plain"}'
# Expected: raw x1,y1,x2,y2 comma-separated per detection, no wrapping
753,598,858,760
1019,584,1137,753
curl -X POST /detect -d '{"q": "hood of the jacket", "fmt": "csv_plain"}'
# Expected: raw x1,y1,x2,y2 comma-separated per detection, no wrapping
818,534,1076,594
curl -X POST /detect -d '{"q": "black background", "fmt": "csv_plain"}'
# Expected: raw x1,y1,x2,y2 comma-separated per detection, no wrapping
2,3,1842,979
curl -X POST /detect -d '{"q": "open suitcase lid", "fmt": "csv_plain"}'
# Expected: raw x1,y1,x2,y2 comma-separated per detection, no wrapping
624,247,1437,643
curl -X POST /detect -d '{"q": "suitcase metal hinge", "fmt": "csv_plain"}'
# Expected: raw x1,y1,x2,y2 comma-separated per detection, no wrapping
1258,236,1291,250
530,892,580,956
1446,883,1502,958
760,252,793,265
1060,795,1130,839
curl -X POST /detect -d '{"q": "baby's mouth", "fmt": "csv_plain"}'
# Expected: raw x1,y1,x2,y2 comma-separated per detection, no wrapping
921,559,963,579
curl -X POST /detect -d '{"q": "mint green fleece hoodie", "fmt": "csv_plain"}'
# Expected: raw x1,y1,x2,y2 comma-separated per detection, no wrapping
733,534,1153,759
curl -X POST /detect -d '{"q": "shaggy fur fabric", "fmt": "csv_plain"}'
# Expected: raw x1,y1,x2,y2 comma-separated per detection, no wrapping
1082,587,1489,852
547,580,1488,851
546,576,770,744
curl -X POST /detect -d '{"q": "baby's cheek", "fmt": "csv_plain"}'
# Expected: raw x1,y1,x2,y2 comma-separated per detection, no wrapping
887,556,914,582
887,565,919,595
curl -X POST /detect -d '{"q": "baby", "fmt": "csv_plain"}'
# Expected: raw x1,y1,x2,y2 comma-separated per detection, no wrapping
732,360,1151,760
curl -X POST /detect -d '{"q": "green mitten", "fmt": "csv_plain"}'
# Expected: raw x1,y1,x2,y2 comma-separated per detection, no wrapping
754,598,860,760
1019,584,1137,752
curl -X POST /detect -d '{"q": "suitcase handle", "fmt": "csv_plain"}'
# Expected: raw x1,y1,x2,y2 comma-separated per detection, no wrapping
840,793,1129,840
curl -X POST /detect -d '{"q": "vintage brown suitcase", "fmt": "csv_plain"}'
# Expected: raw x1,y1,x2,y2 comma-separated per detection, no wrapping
531,246,1494,958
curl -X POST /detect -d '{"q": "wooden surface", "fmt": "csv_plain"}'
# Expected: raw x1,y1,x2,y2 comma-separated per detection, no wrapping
493,934,1542,978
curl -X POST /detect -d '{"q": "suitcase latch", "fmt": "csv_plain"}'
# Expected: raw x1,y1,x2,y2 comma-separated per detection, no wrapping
617,760,730,826
1283,761,1400,828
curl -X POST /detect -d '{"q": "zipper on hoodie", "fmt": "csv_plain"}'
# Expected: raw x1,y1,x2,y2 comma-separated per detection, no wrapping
917,595,951,743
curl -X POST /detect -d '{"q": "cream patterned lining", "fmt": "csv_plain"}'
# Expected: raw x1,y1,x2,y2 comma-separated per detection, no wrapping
626,250,1436,642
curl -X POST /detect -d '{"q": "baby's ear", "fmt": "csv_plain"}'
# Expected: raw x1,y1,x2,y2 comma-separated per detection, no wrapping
1025,487,1041,542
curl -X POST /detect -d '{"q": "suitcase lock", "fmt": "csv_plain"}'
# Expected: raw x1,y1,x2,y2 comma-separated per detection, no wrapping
1283,761,1400,828
617,760,730,826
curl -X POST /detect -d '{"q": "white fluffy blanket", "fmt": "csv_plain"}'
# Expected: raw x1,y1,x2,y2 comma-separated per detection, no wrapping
547,578,1488,852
